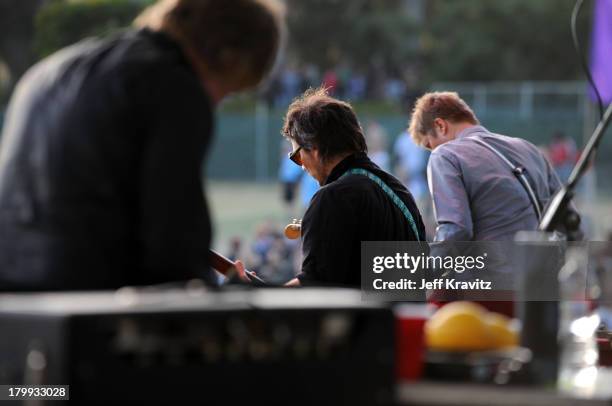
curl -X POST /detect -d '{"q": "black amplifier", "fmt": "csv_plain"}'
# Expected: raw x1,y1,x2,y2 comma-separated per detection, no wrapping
0,287,395,405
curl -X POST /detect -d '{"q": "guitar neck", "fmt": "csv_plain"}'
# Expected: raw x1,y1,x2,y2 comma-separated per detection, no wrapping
209,249,267,285
209,249,235,276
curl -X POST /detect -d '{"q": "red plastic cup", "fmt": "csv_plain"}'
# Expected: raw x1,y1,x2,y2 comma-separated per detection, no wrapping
394,304,433,381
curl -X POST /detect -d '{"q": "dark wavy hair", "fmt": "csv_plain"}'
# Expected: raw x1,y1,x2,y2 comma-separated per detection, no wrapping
281,87,367,162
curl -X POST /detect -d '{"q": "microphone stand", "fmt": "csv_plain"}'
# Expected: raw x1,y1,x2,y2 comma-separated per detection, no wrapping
519,102,612,386
539,102,612,236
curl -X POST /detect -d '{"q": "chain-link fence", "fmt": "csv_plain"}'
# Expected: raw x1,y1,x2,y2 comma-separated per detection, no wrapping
208,81,611,193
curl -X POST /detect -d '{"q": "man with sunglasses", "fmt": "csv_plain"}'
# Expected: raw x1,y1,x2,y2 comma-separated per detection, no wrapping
281,88,426,287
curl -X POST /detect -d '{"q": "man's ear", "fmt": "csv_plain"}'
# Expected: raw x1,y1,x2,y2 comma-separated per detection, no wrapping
433,118,445,134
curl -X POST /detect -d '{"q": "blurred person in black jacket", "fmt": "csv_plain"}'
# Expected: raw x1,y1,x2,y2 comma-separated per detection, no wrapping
280,88,427,287
0,0,285,291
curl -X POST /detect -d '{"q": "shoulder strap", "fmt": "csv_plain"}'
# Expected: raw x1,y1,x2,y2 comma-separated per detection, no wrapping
469,136,543,220
341,168,421,241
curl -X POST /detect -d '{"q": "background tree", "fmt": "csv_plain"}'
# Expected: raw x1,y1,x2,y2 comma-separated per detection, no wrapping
0,0,597,105
0,0,53,102
421,0,593,83
0,0,150,103
286,0,420,71
34,0,151,58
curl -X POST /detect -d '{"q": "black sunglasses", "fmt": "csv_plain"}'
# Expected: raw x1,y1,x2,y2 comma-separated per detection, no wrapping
288,146,303,166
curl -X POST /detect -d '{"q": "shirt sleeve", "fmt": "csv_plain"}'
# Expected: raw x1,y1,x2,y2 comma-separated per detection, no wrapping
297,186,357,285
538,149,562,197
428,149,474,241
136,65,214,284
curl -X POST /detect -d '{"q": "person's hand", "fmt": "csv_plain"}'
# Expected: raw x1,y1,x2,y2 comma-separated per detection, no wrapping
233,259,252,283
285,277,301,287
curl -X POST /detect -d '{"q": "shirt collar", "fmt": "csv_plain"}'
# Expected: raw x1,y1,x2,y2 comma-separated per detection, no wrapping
324,152,371,185
455,125,491,140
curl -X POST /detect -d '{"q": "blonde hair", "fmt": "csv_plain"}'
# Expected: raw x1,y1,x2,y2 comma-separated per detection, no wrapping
135,0,286,90
408,92,479,147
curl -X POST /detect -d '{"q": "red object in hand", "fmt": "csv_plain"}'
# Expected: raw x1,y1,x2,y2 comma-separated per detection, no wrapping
395,304,432,381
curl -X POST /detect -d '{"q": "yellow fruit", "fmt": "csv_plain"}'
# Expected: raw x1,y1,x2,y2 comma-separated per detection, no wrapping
484,312,519,349
425,302,494,351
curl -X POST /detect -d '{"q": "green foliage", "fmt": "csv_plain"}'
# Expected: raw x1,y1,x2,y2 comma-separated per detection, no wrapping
423,0,593,82
34,0,153,58
286,0,419,71
284,0,593,85
30,0,595,84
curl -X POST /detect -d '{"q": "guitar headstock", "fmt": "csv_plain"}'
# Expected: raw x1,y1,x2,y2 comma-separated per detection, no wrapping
284,218,302,240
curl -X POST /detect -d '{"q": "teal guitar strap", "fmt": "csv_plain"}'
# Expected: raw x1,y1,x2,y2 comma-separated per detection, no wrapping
340,168,421,241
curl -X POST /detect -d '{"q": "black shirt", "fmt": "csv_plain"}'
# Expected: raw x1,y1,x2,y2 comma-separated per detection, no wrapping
0,29,215,290
298,153,427,287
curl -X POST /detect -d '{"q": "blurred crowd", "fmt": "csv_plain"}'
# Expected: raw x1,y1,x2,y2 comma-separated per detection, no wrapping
225,222,301,285
545,131,578,183
260,63,420,108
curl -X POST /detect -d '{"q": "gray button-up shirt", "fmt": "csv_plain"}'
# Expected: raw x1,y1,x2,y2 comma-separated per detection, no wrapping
428,125,562,242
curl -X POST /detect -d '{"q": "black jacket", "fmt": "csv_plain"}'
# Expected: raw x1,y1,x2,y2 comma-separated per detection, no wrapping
0,29,215,290
298,153,427,287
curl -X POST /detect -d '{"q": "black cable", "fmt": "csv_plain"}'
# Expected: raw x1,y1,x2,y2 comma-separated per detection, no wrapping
571,0,604,120
540,102,612,233
538,0,612,234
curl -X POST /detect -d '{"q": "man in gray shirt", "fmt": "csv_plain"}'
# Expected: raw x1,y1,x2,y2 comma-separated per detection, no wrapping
408,91,563,242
